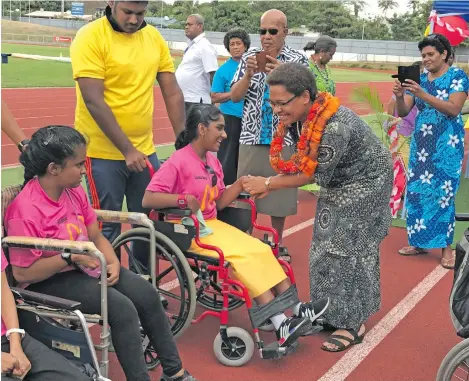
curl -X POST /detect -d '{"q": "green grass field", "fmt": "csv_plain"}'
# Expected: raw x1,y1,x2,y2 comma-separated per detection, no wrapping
1,43,392,88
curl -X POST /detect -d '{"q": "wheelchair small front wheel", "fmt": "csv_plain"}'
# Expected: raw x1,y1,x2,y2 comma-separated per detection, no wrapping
213,327,254,367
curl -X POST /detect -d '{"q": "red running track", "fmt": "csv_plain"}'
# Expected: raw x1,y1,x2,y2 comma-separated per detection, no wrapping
1,82,392,166
2,83,465,380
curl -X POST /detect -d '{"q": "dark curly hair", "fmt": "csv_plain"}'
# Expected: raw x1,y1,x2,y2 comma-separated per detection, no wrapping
223,28,251,52
418,34,452,63
267,62,317,103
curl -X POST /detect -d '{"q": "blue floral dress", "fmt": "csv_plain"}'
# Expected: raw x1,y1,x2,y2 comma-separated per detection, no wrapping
405,67,468,248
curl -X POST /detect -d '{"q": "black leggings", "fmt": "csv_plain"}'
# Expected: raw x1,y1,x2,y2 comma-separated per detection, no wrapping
26,268,182,381
1,333,91,381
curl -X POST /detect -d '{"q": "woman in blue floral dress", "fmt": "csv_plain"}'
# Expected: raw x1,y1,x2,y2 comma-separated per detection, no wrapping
394,34,468,268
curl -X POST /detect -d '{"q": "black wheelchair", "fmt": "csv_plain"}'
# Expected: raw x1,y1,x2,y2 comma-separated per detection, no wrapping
437,213,469,381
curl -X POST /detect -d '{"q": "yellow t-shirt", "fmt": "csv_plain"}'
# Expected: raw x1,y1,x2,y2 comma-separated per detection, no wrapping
70,17,174,160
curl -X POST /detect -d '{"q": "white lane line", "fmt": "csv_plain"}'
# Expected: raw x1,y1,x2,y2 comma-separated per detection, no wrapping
317,264,449,381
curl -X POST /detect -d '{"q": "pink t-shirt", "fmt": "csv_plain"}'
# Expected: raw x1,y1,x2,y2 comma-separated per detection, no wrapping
146,144,226,220
1,249,9,336
4,178,98,288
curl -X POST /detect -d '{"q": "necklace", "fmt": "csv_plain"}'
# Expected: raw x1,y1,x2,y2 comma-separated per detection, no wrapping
270,92,340,177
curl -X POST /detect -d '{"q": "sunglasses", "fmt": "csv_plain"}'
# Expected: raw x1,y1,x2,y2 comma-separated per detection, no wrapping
205,165,218,187
259,28,280,36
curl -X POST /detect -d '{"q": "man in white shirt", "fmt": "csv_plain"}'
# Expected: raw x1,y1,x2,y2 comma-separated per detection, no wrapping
175,14,218,113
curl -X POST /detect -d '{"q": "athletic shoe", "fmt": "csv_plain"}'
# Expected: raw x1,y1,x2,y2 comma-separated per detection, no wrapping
160,370,198,381
275,316,309,348
295,297,330,336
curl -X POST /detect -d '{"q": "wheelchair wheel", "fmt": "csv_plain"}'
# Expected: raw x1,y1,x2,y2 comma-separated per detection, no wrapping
193,268,245,312
112,227,196,338
141,330,160,371
437,338,469,381
213,327,254,367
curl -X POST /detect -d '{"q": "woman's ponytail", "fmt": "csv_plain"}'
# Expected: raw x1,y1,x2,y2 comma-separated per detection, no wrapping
175,129,190,150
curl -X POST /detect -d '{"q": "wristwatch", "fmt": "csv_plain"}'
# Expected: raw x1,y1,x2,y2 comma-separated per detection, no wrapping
265,177,272,191
177,195,188,209
61,252,73,266
6,328,25,341
17,139,30,152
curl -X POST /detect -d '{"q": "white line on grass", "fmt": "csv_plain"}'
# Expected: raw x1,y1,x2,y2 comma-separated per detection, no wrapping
317,264,449,381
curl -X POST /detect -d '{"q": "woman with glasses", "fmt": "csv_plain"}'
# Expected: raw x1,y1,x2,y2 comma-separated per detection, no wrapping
304,36,337,96
242,62,393,352
142,104,330,353
393,34,468,268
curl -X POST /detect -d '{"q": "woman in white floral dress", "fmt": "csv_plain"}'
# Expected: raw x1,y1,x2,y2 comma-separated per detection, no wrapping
394,34,469,268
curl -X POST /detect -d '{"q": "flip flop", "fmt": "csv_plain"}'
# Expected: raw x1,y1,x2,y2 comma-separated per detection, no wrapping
321,328,365,352
398,246,428,256
441,250,456,269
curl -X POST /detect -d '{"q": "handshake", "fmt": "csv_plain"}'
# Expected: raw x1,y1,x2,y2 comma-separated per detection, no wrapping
239,175,270,200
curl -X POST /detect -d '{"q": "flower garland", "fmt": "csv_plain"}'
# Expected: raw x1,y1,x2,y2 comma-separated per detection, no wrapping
270,92,340,177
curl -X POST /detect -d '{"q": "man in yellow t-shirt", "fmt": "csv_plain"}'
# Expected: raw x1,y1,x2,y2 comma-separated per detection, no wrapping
70,1,185,276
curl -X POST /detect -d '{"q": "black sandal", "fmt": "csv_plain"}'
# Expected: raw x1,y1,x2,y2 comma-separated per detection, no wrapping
321,328,365,352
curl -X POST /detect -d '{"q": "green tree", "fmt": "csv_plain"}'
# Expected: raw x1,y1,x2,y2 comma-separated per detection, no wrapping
307,1,356,38
378,0,398,17
345,0,367,17
408,0,420,14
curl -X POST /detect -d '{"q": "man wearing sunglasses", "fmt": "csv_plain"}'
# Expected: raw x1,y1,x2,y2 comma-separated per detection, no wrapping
230,9,308,263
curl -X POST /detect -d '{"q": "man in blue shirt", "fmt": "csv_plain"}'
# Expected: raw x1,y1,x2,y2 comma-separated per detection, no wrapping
211,28,250,185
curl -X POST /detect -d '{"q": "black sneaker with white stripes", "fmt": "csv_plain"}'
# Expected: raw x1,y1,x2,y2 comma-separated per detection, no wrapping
275,316,309,348
295,297,330,336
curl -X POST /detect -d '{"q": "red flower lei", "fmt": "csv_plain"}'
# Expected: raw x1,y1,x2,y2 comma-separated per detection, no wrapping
269,92,340,177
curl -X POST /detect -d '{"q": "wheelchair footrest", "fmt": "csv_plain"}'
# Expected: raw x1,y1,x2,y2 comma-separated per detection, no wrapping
260,340,300,360
300,324,323,337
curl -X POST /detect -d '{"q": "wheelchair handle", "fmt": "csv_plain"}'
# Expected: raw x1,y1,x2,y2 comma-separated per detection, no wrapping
145,157,156,178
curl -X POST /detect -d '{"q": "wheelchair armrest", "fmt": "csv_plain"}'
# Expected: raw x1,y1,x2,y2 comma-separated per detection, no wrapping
2,236,98,255
11,287,81,310
95,210,152,225
152,208,192,217
456,214,469,222
237,192,251,200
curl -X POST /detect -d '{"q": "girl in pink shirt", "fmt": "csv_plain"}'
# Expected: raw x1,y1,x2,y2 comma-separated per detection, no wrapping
1,250,91,380
143,104,329,352
4,126,197,381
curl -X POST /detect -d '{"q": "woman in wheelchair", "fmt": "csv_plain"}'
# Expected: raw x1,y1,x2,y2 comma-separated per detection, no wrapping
2,249,92,380
142,104,330,351
4,126,197,381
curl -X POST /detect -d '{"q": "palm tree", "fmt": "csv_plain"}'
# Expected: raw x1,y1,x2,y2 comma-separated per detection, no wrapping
408,0,420,14
346,0,367,17
378,0,398,18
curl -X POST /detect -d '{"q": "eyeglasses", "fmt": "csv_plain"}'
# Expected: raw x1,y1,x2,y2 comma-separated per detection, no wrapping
205,165,218,187
259,28,280,36
267,95,297,109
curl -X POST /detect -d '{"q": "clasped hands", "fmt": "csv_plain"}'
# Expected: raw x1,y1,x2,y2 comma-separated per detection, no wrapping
240,175,270,200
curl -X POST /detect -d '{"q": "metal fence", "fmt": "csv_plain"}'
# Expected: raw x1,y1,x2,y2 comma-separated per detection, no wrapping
2,33,73,46
2,17,469,63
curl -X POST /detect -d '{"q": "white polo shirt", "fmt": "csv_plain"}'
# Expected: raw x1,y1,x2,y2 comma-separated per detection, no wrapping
175,33,218,104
